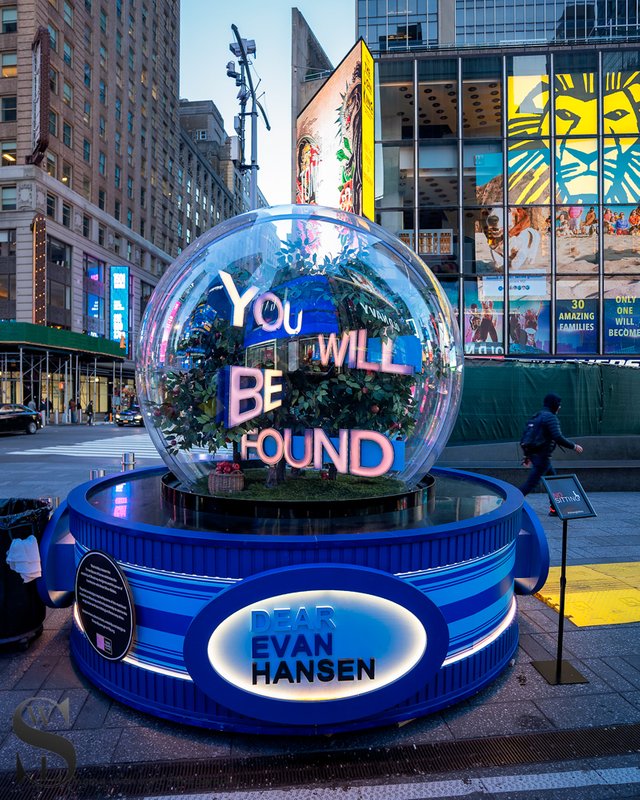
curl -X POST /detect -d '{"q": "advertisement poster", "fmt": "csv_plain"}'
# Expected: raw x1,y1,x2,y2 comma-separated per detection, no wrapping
604,293,640,353
555,205,599,272
556,299,598,354
473,151,502,204
439,279,459,324
109,265,129,353
507,68,640,207
470,206,549,274
507,275,550,354
463,278,504,355
296,40,374,220
603,204,640,272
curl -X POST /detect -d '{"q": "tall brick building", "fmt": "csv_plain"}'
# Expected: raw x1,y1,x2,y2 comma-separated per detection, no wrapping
0,1,253,413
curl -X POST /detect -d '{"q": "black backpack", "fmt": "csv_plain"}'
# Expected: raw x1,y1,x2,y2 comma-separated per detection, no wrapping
520,413,546,457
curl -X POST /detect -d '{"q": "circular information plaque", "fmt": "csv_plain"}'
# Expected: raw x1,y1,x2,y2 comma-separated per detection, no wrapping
75,551,135,662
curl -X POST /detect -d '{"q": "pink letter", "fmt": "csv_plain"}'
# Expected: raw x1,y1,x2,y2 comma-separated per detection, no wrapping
241,430,260,460
355,329,380,371
381,338,414,375
313,429,349,473
317,331,357,368
254,292,284,332
257,428,284,466
349,430,395,478
228,366,263,426
283,429,313,468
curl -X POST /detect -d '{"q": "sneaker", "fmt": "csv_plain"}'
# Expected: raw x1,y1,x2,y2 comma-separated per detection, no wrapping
549,507,558,516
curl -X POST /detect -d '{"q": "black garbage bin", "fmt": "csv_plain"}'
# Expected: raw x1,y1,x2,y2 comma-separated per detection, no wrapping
0,498,51,648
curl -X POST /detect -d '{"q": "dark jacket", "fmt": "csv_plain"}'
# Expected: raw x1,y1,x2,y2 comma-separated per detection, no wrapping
537,409,576,455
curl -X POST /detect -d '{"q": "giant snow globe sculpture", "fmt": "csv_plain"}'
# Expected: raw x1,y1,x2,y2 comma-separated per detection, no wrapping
136,205,463,494
39,206,548,736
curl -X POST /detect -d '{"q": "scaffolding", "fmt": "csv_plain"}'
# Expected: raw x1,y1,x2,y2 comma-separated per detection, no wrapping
0,346,131,421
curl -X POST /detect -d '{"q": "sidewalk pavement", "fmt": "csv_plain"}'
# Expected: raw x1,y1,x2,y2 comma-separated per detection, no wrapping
0,490,638,798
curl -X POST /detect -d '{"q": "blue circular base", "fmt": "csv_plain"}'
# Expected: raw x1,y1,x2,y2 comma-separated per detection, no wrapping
60,466,544,735
70,618,518,735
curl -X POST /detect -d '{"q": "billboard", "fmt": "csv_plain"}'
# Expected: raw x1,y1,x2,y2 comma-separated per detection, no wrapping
296,39,374,220
109,266,129,354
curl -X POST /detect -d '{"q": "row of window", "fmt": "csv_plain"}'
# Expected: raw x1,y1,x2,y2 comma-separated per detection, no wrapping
442,274,640,356
41,192,168,278
376,202,640,276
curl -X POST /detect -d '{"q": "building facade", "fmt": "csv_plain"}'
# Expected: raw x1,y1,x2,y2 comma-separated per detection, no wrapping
357,0,640,51
0,1,253,414
352,1,640,358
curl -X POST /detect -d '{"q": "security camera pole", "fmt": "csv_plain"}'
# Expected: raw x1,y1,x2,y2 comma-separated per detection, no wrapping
227,25,271,211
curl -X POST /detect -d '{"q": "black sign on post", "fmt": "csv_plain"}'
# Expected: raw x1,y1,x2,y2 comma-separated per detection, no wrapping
532,474,596,686
543,474,596,520
75,551,135,662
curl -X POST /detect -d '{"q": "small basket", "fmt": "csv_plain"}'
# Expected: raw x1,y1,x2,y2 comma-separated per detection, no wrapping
208,470,245,495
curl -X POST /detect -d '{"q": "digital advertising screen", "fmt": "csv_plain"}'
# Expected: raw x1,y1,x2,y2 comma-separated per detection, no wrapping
109,265,130,354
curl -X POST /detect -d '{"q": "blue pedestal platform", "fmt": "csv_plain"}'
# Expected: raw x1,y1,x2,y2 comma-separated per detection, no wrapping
39,466,548,735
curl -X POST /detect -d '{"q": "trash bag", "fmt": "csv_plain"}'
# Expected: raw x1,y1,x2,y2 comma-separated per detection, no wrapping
0,498,51,646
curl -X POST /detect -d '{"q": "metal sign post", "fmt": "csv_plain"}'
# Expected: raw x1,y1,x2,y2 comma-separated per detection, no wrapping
532,474,596,685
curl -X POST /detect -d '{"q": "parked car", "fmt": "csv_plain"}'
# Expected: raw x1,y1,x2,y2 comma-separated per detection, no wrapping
114,405,144,427
0,403,43,435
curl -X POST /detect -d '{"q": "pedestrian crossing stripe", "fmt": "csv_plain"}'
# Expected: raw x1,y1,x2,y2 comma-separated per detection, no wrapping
9,433,163,460
8,433,232,462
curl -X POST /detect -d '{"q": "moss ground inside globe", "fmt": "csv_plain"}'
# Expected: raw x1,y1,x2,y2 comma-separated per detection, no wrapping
199,468,406,501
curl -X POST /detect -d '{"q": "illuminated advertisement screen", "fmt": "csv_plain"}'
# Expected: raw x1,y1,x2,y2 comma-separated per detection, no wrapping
463,278,504,356
604,293,640,354
87,293,101,318
296,39,374,220
109,265,129,354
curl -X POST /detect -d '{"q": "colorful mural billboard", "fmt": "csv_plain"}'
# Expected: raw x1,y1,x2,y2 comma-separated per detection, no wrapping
506,69,640,207
296,40,374,220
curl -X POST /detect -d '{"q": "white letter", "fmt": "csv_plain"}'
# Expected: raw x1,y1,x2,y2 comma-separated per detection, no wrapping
220,270,259,328
283,301,303,335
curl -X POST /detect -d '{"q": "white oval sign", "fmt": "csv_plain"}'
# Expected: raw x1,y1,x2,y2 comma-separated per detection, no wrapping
207,589,427,702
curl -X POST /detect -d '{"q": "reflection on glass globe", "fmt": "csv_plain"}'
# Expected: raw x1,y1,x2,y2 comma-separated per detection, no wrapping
136,205,463,492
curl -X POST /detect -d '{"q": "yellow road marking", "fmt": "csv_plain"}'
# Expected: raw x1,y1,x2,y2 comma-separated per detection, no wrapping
535,562,640,626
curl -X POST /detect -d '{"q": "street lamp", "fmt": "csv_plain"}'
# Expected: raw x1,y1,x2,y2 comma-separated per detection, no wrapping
227,25,270,211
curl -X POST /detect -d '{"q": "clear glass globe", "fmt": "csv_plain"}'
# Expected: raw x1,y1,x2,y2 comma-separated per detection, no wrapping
136,205,463,491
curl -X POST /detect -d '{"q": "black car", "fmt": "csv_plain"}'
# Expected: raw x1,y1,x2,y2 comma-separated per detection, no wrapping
0,404,43,435
114,405,144,427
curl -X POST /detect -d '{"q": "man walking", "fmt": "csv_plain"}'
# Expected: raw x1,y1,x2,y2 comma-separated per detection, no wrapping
520,393,584,506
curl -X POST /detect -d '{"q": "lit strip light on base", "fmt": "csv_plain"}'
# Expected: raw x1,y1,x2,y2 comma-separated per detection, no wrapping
75,595,517,681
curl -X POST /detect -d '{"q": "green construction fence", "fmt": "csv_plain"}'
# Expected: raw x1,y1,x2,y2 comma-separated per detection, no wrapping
449,360,640,444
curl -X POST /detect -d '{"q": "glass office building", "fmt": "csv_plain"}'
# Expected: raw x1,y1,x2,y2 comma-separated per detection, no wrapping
358,0,640,51
356,2,640,357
